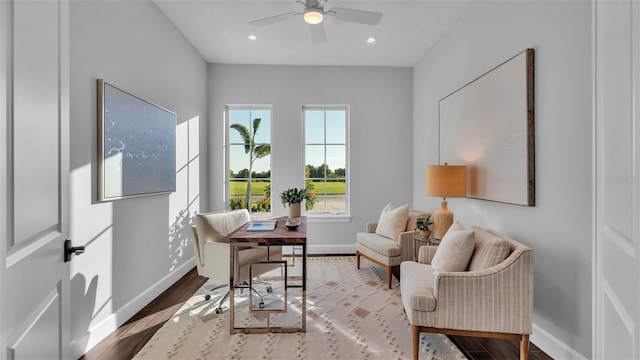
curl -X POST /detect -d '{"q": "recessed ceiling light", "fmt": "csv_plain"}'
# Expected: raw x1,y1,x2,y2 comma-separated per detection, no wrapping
367,37,376,44
248,34,257,41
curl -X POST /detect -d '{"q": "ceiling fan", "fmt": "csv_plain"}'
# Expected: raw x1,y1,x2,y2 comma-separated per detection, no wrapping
250,0,383,44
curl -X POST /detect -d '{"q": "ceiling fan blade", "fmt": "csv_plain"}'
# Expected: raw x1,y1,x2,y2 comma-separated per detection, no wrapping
309,23,326,44
329,7,383,26
250,12,299,26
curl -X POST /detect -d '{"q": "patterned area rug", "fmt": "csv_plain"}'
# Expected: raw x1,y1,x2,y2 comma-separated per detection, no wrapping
133,256,467,360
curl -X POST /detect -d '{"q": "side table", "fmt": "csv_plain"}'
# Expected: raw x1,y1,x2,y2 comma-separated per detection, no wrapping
413,234,439,261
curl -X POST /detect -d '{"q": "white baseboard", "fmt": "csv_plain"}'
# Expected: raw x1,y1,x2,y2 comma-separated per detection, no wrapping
307,244,355,255
70,257,196,359
532,323,588,360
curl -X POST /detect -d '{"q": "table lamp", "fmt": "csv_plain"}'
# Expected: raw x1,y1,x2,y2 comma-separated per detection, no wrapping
425,163,467,239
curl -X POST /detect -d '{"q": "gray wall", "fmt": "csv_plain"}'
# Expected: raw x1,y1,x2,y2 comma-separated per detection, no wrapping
68,1,208,357
208,64,413,253
412,1,592,358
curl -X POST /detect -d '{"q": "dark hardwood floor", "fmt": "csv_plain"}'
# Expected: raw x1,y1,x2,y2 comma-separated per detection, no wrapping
79,268,207,360
80,263,553,360
449,335,552,360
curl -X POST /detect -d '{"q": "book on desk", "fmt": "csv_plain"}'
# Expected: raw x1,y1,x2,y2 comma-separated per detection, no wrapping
247,220,277,231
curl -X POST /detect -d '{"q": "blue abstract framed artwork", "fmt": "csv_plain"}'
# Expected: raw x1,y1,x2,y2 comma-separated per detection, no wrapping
97,79,176,202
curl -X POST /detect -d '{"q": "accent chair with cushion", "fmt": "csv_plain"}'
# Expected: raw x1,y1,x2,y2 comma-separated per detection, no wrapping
356,203,430,288
400,222,533,360
191,209,282,313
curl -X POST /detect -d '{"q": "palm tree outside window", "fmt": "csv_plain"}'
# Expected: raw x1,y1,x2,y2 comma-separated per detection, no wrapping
226,107,271,212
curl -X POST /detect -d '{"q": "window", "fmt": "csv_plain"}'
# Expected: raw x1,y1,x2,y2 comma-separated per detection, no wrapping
226,106,271,213
303,106,349,215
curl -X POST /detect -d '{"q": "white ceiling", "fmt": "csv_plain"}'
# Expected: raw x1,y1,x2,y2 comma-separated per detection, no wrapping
154,0,474,67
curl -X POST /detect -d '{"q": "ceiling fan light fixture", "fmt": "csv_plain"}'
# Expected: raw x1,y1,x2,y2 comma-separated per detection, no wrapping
304,8,324,24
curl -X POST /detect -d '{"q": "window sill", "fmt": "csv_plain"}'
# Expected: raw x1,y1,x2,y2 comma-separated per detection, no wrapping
306,215,351,223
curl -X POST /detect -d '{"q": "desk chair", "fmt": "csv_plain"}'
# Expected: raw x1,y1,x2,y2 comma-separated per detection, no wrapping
192,209,282,313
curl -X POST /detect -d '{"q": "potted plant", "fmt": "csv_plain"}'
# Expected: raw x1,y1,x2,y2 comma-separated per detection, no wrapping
280,187,315,219
415,217,433,238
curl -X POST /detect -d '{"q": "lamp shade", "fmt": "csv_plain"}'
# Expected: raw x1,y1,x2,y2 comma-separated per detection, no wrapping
426,164,467,198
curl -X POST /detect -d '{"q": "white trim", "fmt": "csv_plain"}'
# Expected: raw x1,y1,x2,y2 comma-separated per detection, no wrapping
70,258,195,359
306,215,351,223
590,0,598,357
0,0,9,354
7,284,59,349
593,1,640,357
634,1,640,356
6,229,59,267
602,276,635,333
531,323,588,360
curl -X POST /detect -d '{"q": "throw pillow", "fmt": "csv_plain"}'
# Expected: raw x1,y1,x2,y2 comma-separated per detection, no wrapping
467,227,512,271
375,203,410,240
431,222,475,273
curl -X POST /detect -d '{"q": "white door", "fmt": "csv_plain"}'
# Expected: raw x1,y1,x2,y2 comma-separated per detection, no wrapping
594,0,640,358
0,0,71,359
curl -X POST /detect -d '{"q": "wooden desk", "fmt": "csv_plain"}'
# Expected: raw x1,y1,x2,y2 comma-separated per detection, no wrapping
228,216,307,334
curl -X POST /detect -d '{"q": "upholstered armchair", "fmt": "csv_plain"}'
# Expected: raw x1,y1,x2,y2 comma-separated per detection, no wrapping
400,224,533,360
191,209,282,313
355,203,429,288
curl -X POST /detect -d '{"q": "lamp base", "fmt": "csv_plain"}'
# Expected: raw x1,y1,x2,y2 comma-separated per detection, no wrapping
433,199,454,240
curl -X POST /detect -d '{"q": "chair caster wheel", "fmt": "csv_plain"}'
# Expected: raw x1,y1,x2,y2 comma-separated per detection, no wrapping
215,307,223,314
204,294,211,301
266,286,273,293
259,302,265,309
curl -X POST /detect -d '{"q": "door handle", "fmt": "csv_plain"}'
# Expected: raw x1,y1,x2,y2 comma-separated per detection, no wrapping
64,239,85,262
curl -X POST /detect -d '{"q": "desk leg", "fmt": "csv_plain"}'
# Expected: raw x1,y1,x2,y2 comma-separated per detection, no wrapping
302,243,307,332
229,245,235,334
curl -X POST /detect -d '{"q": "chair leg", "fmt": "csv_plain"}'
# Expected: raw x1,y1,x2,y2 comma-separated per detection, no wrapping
520,334,530,360
411,325,419,360
215,291,230,314
356,252,360,269
387,266,392,289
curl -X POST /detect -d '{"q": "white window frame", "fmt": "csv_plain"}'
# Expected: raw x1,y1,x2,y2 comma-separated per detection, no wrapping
224,105,273,213
302,105,350,221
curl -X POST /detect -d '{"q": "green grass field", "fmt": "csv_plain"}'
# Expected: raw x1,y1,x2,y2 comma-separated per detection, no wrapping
230,180,345,196
230,181,270,196
308,181,345,195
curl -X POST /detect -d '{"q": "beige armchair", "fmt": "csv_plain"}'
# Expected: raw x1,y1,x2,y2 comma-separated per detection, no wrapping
400,226,533,360
356,206,429,288
191,209,282,313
